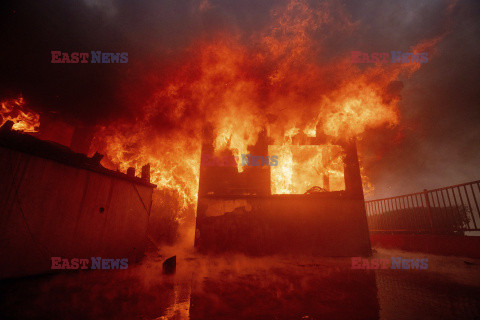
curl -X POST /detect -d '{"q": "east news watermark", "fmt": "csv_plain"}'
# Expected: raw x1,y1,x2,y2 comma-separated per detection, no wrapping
51,257,128,270
351,257,429,270
351,51,428,64
201,154,279,167
51,51,128,63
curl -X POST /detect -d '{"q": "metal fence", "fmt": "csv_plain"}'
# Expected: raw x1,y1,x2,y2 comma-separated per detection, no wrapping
365,180,480,234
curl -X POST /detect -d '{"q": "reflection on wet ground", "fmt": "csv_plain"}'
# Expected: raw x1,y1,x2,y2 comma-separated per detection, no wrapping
1,248,479,319
374,249,480,320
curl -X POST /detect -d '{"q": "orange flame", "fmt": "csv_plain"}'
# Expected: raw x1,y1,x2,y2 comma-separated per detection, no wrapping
92,0,445,208
0,97,40,133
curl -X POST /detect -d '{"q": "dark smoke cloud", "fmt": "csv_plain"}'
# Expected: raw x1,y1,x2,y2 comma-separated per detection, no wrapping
1,0,479,196
357,0,480,197
0,0,277,123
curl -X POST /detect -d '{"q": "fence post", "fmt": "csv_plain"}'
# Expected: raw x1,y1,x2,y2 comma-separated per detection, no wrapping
423,189,434,230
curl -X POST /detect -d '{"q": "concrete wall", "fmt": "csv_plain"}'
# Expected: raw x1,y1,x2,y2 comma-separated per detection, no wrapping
0,147,154,279
370,234,480,259
195,193,372,256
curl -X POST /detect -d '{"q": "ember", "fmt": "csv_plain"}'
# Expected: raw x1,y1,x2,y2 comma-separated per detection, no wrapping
0,96,40,133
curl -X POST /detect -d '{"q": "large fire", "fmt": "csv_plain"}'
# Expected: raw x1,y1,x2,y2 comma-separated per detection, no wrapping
90,0,442,212
0,97,40,133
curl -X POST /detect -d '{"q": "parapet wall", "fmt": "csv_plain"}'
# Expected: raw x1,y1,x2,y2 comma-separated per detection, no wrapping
195,193,372,256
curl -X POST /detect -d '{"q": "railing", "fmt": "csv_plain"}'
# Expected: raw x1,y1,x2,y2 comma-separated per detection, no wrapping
365,180,480,234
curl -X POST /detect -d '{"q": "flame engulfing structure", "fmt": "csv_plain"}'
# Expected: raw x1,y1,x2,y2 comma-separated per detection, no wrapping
0,97,40,133
92,0,444,214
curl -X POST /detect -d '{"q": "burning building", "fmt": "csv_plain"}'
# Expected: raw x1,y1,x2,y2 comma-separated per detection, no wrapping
75,1,444,257
0,0,449,268
194,123,371,255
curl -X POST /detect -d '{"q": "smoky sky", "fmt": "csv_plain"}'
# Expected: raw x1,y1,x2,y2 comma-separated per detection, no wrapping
1,0,479,197
357,0,480,197
0,0,276,123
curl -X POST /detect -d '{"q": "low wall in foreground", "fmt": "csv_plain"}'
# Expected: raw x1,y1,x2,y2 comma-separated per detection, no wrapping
195,193,372,256
0,146,154,279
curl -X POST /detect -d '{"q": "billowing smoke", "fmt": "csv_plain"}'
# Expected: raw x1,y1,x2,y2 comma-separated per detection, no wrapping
1,0,479,199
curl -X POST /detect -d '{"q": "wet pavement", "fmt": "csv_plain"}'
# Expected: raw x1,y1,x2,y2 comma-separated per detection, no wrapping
1,248,479,319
